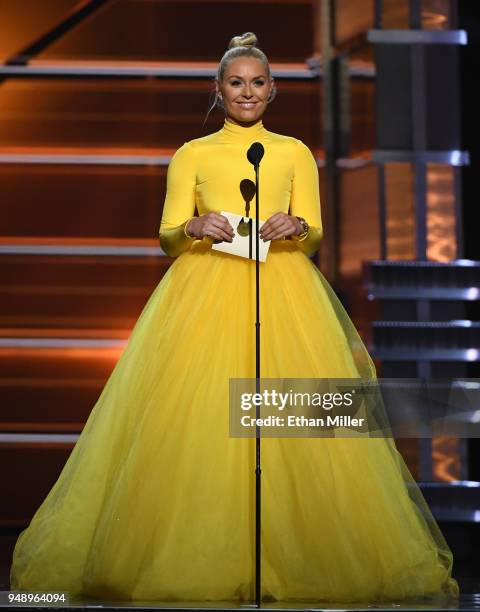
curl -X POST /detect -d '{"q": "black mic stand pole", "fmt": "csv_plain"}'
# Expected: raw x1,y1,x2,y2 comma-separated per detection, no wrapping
254,158,261,609
246,141,264,609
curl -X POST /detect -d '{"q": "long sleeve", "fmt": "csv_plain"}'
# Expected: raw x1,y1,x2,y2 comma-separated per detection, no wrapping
159,141,197,257
288,139,323,257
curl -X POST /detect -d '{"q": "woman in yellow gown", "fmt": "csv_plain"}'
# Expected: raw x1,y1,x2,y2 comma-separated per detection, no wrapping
10,32,459,604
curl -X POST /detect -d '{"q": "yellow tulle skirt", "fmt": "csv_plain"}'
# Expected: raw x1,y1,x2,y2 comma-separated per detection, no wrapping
10,239,459,603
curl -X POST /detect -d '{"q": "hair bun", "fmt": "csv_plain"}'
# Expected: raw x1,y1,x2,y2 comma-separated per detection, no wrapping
228,32,258,50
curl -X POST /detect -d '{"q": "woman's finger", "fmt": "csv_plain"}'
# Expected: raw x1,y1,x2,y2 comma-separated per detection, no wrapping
204,223,233,241
261,218,295,240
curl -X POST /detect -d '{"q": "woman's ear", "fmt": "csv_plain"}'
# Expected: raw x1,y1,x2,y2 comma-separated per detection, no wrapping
268,78,275,101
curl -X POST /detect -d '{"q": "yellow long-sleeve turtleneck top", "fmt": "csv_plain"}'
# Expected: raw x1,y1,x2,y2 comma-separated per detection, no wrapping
159,117,323,258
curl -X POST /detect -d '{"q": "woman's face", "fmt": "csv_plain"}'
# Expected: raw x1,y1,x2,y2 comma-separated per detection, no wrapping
217,56,274,126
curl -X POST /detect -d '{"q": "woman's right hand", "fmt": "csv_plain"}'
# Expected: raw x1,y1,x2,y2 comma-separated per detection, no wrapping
186,212,234,242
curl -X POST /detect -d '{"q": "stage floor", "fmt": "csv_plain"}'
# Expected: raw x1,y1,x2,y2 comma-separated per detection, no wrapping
1,579,479,611
1,593,478,611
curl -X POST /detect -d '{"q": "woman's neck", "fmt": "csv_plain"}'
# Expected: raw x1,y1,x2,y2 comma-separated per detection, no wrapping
225,115,264,128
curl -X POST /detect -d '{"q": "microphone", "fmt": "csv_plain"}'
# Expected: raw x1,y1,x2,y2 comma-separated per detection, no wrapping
247,142,264,167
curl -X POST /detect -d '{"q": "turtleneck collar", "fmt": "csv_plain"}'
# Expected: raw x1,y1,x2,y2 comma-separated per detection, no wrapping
221,117,267,142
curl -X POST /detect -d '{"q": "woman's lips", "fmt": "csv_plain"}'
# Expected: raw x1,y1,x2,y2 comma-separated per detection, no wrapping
237,102,257,109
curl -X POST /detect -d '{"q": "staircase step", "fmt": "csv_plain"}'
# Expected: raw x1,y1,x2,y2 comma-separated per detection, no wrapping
364,259,480,300
0,157,170,238
0,241,170,329
371,320,480,361
0,342,121,431
26,2,315,64
419,481,480,522
0,77,325,149
0,442,77,525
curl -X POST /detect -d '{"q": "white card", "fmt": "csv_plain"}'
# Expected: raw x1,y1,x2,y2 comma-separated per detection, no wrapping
211,211,271,262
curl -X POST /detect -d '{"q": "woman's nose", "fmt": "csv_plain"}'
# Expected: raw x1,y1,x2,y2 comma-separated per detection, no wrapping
242,84,252,97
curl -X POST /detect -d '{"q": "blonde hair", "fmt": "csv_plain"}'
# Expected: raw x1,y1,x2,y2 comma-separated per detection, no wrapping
202,31,277,128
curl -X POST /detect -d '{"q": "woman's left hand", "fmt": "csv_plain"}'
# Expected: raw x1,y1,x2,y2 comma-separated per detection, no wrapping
259,212,303,241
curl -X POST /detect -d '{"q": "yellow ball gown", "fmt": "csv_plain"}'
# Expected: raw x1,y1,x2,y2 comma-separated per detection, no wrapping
10,117,459,604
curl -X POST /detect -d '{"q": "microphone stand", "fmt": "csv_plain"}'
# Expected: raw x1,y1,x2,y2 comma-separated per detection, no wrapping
254,159,261,609
246,141,264,609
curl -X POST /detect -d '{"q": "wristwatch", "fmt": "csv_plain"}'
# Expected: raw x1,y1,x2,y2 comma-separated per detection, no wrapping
290,216,309,241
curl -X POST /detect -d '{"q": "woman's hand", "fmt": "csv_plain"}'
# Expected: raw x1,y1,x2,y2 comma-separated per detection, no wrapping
186,213,234,242
259,212,303,241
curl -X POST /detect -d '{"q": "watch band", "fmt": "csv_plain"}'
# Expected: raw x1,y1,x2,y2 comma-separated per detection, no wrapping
291,216,309,241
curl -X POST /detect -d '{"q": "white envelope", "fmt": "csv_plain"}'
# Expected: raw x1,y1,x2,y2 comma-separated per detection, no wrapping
211,211,271,262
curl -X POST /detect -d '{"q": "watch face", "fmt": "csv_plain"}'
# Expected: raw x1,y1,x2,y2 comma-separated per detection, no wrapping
297,217,308,232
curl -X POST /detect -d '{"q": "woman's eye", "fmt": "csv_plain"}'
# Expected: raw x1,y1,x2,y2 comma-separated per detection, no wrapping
230,80,265,86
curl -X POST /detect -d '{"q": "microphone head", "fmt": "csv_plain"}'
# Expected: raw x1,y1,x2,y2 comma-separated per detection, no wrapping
247,142,265,166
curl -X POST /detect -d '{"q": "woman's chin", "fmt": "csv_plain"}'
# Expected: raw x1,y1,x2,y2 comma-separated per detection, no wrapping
229,110,264,124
